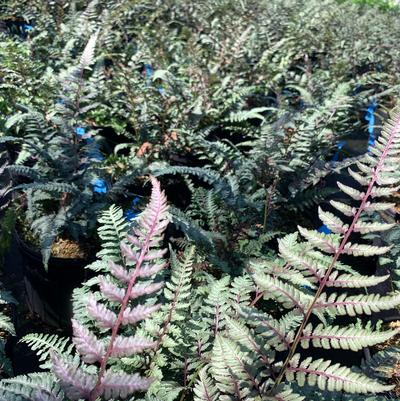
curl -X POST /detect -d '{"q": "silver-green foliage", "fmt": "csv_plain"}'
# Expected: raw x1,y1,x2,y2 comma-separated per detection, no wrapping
190,107,400,399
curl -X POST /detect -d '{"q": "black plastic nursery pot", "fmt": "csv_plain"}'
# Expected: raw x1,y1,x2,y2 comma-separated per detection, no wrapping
15,232,91,329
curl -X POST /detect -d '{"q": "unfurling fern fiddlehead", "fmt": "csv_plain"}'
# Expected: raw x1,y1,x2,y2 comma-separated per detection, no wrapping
50,176,170,400
271,106,400,392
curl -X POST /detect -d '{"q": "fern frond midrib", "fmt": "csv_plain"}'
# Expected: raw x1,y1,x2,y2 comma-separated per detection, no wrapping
89,177,166,401
271,108,400,391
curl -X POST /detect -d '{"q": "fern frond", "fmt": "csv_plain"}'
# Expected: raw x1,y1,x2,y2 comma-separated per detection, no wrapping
13,182,78,194
163,245,195,323
0,313,15,336
315,292,400,316
267,386,305,401
51,176,169,401
227,107,268,123
242,307,301,351
265,105,400,394
211,334,262,399
6,165,41,180
96,205,129,262
300,323,399,351
226,317,269,357
193,367,220,401
253,273,312,313
325,271,389,288
0,373,64,401
21,333,73,369
170,206,223,249
79,33,98,70
287,355,394,394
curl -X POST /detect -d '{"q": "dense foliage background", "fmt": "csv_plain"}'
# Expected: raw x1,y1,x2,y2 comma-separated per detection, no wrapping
1,0,400,400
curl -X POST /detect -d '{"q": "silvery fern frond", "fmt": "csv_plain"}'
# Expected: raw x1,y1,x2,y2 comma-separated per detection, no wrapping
0,373,64,401
224,106,400,399
261,106,400,394
51,176,170,401
79,32,98,70
95,205,130,267
193,366,220,401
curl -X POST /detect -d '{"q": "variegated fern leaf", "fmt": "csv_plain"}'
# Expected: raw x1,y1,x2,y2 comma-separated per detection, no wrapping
49,176,170,400
191,106,400,400
261,106,400,396
4,33,122,269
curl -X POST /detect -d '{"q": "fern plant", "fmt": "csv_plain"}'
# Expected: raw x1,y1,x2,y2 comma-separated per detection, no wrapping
0,264,16,380
5,0,399,274
151,80,354,272
204,105,400,399
3,118,400,399
0,35,54,117
4,33,128,267
47,176,169,400
3,2,400,400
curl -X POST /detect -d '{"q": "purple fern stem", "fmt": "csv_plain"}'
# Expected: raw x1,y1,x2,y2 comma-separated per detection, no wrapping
272,110,400,390
88,176,168,401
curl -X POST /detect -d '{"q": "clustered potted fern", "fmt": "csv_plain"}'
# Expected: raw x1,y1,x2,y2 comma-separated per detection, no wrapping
8,35,106,263
3,148,400,400
1,0,400,399
4,35,131,326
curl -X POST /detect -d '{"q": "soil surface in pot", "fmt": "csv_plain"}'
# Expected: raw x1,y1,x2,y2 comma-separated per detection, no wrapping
51,237,94,259
16,215,98,260
17,223,97,259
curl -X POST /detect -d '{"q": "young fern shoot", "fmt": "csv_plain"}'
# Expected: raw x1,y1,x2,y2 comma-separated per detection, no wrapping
270,105,400,392
51,176,170,400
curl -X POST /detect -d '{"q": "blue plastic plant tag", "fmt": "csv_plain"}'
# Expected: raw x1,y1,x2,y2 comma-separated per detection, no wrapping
91,178,107,194
143,63,167,95
144,63,154,78
365,100,377,151
331,140,346,162
124,209,139,221
75,127,86,137
124,197,141,221
317,224,332,234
